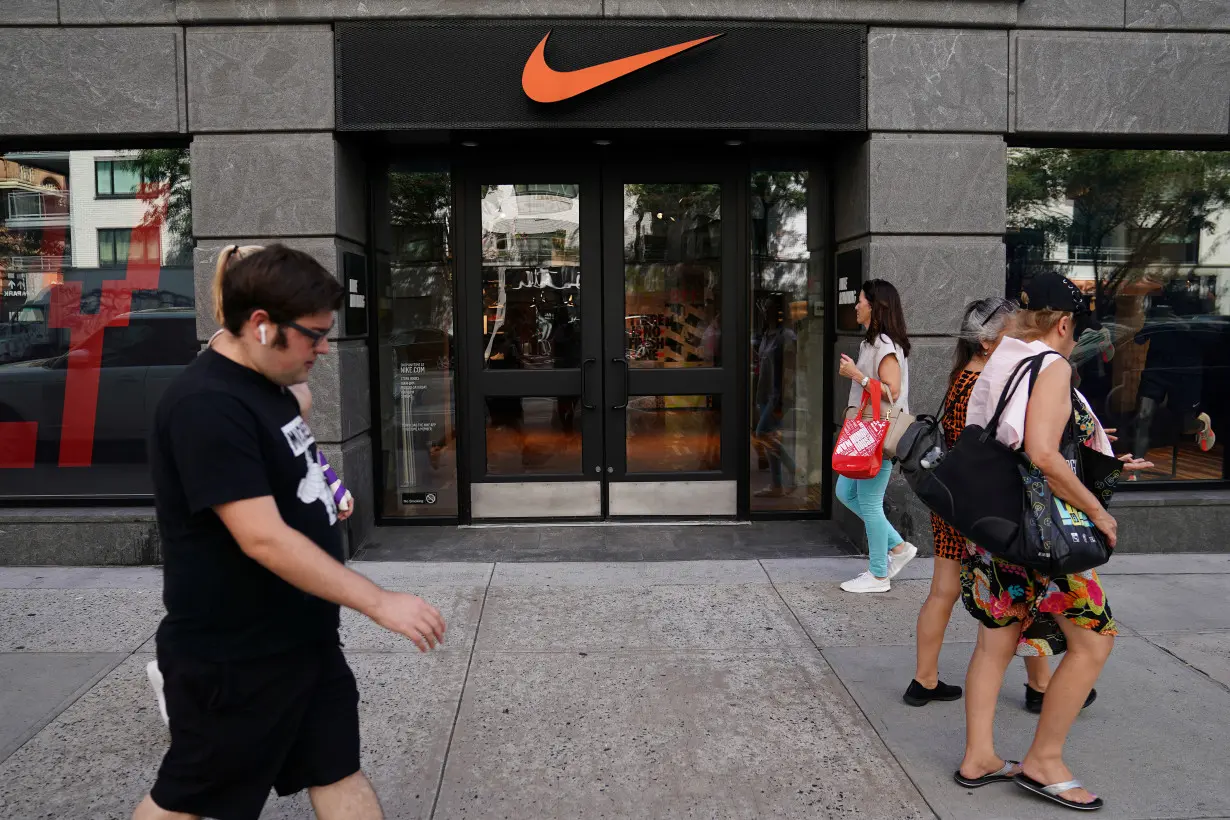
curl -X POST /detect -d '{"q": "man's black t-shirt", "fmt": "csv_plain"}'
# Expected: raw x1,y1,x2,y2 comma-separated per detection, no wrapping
150,350,343,661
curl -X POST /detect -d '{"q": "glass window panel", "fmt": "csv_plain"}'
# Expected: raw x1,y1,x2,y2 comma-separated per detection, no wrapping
480,183,581,371
0,146,194,500
112,160,141,196
1007,148,1230,483
377,168,459,517
750,170,824,510
485,396,583,476
623,183,722,368
95,160,111,196
98,229,116,267
626,394,721,473
113,229,131,268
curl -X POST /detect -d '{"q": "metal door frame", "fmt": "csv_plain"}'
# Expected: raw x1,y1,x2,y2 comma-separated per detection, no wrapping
600,160,746,517
455,161,606,519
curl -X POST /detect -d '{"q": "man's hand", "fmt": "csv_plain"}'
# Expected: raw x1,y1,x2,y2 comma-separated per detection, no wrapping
371,591,447,652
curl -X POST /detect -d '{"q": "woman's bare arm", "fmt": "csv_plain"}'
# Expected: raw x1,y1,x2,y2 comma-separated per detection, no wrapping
877,354,902,404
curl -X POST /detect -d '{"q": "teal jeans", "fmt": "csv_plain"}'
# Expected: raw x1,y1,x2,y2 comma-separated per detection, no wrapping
835,462,902,578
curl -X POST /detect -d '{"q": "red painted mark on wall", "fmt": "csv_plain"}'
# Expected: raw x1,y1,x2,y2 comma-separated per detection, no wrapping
0,183,167,469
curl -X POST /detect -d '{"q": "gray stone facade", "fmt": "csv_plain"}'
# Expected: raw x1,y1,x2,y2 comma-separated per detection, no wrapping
2,0,1229,563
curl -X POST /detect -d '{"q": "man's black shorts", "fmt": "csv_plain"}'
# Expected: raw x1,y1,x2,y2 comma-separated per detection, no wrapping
150,642,360,820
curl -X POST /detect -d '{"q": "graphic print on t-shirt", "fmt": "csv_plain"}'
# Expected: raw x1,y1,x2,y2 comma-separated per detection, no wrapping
281,416,314,456
281,416,338,526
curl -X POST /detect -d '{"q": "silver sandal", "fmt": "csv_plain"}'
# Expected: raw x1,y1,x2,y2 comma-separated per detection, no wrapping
953,760,1020,788
1014,773,1105,811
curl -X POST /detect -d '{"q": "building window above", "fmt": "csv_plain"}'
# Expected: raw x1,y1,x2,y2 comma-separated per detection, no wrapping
98,227,160,269
95,159,143,198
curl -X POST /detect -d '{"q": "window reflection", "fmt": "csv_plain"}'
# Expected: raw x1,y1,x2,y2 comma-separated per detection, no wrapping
486,395,582,476
378,168,459,516
0,147,193,499
749,170,823,511
626,395,721,473
481,184,581,371
623,183,722,368
1007,148,1230,482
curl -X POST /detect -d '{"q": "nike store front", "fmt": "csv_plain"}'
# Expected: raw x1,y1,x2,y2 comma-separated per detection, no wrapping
3,4,1230,561
342,20,861,524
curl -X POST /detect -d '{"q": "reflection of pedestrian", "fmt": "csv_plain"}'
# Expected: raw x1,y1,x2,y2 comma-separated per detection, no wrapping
752,296,797,497
547,303,581,434
1132,301,1216,458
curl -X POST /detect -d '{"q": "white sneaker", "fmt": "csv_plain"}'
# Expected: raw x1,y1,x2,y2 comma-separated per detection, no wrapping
146,660,169,728
888,542,918,579
840,571,891,593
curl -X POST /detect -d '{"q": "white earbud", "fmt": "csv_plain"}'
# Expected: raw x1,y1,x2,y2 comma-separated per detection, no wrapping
259,324,268,346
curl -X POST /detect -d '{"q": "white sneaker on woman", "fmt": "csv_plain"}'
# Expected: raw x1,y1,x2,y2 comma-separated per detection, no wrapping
888,542,918,578
146,660,169,728
840,571,891,593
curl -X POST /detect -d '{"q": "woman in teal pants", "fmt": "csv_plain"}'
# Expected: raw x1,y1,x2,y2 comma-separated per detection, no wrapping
836,279,916,594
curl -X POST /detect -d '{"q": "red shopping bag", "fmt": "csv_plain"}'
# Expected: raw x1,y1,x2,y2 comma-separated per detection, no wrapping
833,380,890,479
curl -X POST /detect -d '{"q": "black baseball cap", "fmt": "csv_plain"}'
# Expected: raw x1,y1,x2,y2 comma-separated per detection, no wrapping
1021,272,1102,333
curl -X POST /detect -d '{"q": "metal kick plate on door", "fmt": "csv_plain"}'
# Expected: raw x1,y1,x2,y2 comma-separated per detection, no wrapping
608,481,737,516
472,482,602,519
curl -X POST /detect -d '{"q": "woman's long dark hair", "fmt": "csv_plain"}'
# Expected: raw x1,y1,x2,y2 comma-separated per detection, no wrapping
948,296,1016,385
861,278,911,357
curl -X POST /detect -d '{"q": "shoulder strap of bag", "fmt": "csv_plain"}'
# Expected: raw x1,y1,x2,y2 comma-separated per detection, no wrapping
984,351,1064,436
859,378,884,420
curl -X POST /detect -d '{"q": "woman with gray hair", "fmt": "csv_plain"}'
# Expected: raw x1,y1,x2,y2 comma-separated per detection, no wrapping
904,297,1076,710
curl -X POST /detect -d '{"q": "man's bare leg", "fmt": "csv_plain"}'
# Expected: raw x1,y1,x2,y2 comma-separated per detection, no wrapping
309,771,383,820
132,794,197,820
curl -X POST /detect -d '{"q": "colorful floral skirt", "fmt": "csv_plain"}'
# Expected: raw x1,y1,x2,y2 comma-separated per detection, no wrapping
959,542,1117,656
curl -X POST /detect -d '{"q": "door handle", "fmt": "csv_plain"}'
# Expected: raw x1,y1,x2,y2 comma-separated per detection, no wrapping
581,358,596,410
611,357,629,410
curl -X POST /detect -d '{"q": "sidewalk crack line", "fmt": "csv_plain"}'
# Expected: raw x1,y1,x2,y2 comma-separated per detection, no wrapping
428,562,496,820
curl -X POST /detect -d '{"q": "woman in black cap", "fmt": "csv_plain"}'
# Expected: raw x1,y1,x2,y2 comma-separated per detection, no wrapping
953,272,1152,812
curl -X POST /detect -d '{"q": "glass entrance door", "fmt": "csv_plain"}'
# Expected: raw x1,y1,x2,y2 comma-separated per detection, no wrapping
459,161,740,520
601,166,739,516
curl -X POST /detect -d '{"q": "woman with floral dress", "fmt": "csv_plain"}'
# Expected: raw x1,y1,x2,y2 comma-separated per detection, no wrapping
905,298,1098,712
954,273,1152,812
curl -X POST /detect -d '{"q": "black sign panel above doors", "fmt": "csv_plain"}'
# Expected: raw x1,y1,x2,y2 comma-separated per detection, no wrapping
335,20,865,131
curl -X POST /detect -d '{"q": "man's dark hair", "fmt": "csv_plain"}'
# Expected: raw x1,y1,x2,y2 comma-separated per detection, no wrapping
217,244,345,344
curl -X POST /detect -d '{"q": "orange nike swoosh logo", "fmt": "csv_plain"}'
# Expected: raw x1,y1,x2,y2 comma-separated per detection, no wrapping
522,30,723,103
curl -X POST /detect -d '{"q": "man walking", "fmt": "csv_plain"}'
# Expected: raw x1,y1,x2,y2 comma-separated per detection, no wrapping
134,245,445,820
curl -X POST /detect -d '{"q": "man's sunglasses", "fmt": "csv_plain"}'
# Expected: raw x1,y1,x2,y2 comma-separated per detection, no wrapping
282,321,332,346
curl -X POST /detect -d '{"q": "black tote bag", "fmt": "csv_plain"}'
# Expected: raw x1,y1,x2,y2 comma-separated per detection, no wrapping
1015,407,1114,575
912,352,1060,554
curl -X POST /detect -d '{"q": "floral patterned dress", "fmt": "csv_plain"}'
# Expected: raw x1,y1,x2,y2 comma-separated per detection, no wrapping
959,398,1117,656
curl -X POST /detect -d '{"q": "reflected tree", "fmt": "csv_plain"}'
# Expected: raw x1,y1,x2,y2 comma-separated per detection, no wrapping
133,148,192,267
1007,148,1230,317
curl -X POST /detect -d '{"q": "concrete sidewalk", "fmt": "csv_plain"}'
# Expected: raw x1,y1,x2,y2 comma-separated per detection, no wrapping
1,555,1228,820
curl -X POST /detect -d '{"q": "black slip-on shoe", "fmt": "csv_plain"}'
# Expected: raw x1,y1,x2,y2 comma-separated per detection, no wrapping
903,678,963,707
1025,684,1097,714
